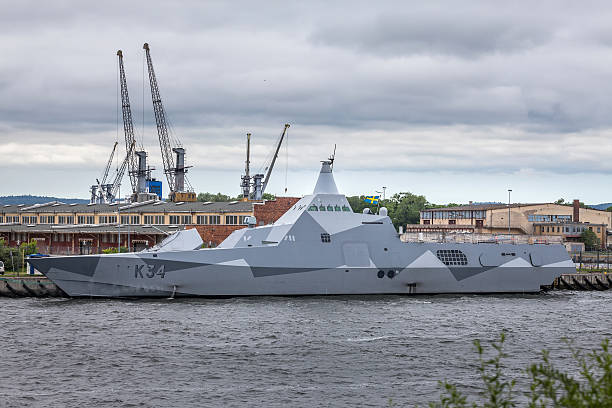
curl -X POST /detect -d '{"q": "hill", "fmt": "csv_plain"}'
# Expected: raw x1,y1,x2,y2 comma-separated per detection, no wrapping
0,195,88,206
588,203,612,211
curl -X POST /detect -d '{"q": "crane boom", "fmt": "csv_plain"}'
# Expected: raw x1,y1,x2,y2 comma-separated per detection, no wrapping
262,124,290,195
109,141,136,201
101,142,118,185
143,43,176,193
117,50,138,193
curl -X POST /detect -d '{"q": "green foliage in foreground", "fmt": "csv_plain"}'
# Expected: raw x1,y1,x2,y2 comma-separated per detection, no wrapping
430,333,611,407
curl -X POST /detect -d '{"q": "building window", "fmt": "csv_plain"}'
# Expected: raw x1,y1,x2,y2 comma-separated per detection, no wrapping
321,233,331,243
475,219,483,228
209,215,220,225
326,205,334,211
308,205,318,211
319,205,326,211
154,215,164,225
99,216,107,224
196,215,207,224
0,216,3,223
423,220,431,224
108,216,117,223
181,215,192,225
448,220,456,225
342,206,351,212
225,215,238,225
436,249,468,266
589,226,593,231
597,227,601,233
334,205,341,212
169,215,180,224
131,216,140,225
144,215,154,225
121,215,130,224
239,215,247,224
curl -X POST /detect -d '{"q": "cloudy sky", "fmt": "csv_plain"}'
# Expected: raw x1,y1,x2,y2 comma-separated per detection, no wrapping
2,1,612,204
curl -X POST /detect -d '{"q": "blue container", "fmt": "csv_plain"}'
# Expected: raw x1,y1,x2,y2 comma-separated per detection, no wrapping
146,180,163,200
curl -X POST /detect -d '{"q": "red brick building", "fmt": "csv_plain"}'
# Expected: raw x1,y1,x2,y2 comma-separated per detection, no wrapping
0,197,300,254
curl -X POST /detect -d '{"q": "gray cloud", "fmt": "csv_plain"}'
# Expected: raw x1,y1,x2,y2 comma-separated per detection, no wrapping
2,1,612,202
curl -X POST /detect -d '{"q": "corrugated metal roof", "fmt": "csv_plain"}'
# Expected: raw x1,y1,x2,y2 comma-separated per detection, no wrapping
6,201,254,214
0,223,184,234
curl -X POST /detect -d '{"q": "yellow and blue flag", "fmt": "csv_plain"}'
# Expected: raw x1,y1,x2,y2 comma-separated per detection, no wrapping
364,195,380,204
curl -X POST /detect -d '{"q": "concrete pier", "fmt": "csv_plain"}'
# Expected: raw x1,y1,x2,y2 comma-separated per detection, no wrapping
0,277,67,297
548,273,612,291
0,274,609,297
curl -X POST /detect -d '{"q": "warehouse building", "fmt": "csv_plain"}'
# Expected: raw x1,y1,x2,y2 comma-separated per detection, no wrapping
0,197,298,254
408,199,610,248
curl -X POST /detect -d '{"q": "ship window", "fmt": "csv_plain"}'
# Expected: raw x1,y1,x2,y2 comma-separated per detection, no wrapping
334,205,341,212
327,205,334,211
342,206,351,212
319,205,326,211
321,233,331,243
308,205,318,211
436,249,468,266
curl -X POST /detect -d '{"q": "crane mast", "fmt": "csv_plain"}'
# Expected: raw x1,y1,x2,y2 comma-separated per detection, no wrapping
143,43,181,198
241,133,251,199
117,50,138,194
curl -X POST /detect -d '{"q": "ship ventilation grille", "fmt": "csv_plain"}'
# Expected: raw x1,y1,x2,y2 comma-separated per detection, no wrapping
436,249,468,266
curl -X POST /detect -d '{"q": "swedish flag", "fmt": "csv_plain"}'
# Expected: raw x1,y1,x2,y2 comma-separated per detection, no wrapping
364,195,380,205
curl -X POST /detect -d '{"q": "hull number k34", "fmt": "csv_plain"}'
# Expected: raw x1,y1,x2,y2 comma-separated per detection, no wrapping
134,264,166,279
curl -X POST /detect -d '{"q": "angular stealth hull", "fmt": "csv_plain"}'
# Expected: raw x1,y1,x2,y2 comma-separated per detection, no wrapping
29,162,574,297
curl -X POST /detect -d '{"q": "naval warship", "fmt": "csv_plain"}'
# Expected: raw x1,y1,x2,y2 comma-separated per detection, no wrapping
29,161,574,297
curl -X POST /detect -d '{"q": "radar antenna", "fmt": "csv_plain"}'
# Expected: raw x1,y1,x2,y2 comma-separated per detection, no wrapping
329,144,336,170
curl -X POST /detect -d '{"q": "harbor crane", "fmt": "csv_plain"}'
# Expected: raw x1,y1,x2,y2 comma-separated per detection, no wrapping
143,43,195,202
107,141,136,203
251,124,290,200
117,50,138,193
90,142,118,204
240,133,251,199
118,50,156,202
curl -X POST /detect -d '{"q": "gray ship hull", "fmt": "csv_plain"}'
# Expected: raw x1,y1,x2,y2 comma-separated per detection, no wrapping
28,161,574,297
30,242,572,297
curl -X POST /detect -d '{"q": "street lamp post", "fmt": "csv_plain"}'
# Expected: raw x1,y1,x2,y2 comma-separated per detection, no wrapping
508,189,512,234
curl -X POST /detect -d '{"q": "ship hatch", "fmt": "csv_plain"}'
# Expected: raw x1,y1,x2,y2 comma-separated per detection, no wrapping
342,243,370,267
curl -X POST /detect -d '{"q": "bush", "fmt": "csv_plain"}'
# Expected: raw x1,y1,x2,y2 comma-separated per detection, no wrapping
0,238,37,271
102,246,129,254
431,333,611,407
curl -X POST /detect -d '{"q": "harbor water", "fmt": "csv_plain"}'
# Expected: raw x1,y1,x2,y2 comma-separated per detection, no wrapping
0,291,610,407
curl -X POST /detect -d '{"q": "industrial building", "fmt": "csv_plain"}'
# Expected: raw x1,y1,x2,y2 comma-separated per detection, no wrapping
0,198,298,254
411,200,610,248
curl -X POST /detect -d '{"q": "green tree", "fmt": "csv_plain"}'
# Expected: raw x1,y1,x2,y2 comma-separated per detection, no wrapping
386,192,430,228
580,229,600,250
555,198,565,205
197,192,276,202
197,192,234,202
0,239,37,272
